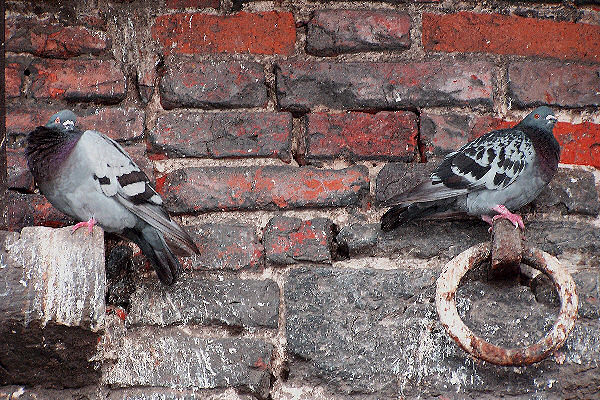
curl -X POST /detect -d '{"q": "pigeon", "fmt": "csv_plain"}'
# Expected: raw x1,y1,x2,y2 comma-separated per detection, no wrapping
26,110,200,285
381,106,560,232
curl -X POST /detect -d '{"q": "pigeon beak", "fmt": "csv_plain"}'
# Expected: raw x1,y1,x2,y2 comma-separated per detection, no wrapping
546,115,558,123
63,120,75,130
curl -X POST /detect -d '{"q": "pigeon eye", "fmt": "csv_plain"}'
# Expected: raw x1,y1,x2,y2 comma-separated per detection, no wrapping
534,114,540,119
55,117,60,123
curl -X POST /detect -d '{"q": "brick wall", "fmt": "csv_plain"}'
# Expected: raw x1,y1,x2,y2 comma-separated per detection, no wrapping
2,0,600,399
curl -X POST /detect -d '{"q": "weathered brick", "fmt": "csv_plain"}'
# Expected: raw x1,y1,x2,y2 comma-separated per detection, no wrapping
152,11,295,55
159,165,369,214
264,216,334,264
6,148,34,192
166,0,220,8
5,15,110,58
151,111,292,161
0,226,105,387
276,60,493,112
104,329,272,398
5,192,74,232
160,59,267,110
185,223,264,270
5,62,24,98
423,12,600,62
7,106,144,142
306,111,418,161
508,61,600,108
535,168,600,216
127,277,279,328
420,111,512,159
30,59,126,103
107,388,255,400
306,10,410,56
422,111,600,168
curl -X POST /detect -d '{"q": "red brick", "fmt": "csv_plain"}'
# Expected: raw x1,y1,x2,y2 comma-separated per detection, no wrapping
422,111,600,168
166,0,219,8
6,15,110,58
182,224,264,271
508,61,600,108
151,111,292,161
554,121,600,169
276,60,493,112
159,59,267,109
5,62,24,98
263,217,334,264
306,111,418,161
5,192,74,232
7,107,143,141
152,11,295,55
422,12,600,62
306,10,411,56
7,148,34,192
159,165,369,213
30,59,126,103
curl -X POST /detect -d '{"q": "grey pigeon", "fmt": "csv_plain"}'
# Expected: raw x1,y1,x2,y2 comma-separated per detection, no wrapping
381,106,560,231
26,110,199,285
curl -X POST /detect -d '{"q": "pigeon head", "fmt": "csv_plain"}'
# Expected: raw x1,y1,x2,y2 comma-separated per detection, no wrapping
46,110,78,131
519,106,557,130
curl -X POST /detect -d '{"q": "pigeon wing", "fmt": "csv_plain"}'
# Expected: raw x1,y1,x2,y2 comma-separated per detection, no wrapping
83,130,199,255
388,128,534,207
433,128,534,192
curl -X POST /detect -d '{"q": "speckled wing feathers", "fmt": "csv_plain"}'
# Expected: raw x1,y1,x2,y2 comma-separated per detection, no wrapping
433,129,534,192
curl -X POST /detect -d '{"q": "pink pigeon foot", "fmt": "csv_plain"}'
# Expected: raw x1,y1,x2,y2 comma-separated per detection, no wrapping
72,217,97,234
491,205,524,230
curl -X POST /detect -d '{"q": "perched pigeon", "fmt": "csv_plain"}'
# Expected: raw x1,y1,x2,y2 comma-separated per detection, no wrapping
26,110,199,285
381,106,560,231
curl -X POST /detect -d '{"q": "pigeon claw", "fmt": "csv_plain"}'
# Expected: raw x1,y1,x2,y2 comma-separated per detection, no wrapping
491,205,525,230
72,217,97,234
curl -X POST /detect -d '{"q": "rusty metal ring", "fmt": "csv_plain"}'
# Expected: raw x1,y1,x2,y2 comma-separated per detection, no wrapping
435,242,578,366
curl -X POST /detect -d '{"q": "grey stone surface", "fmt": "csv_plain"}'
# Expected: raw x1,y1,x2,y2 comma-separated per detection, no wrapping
264,217,335,265
285,266,600,398
0,226,106,387
187,223,264,271
107,387,256,400
533,168,600,216
104,328,272,399
127,276,279,330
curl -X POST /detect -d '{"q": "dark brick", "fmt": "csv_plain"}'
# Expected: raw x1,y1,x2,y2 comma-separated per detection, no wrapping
104,329,272,398
29,59,126,103
152,11,295,55
7,106,144,142
264,216,334,264
508,61,600,108
151,111,292,161
423,12,600,62
306,10,410,56
0,226,105,388
159,165,369,214
534,168,600,216
306,111,418,161
185,223,264,271
5,62,24,98
127,276,279,329
166,0,220,8
5,192,74,232
6,15,110,58
276,60,493,112
420,111,512,159
285,265,600,397
421,110,600,168
6,148,34,192
160,59,267,110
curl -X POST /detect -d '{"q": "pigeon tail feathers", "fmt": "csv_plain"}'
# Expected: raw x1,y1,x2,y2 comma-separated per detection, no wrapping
123,226,182,285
